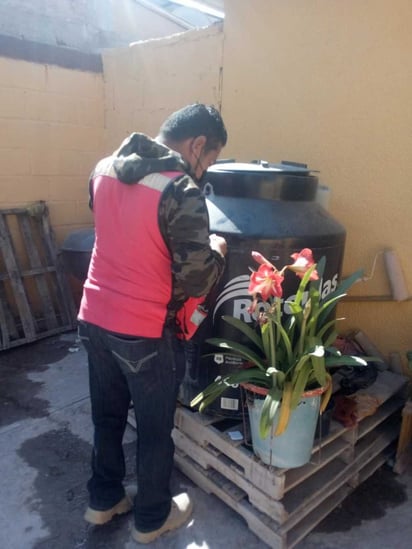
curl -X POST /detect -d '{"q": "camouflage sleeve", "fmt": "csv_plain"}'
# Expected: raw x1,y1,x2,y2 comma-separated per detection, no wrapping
159,174,225,307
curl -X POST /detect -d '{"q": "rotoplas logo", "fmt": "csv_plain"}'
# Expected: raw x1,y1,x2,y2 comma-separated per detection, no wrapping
212,273,339,324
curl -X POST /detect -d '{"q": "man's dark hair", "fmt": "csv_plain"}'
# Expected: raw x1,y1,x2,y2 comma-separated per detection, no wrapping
159,103,227,152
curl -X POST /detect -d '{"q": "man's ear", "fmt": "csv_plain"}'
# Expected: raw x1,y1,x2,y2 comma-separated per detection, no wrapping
191,135,207,155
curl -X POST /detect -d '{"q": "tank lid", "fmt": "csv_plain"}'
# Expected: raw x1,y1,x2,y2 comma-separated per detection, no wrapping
209,160,316,175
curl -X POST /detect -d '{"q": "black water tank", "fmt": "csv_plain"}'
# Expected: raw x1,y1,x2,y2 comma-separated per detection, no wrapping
61,228,95,281
178,161,346,416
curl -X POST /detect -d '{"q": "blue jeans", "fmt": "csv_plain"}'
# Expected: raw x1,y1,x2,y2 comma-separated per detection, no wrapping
78,321,186,532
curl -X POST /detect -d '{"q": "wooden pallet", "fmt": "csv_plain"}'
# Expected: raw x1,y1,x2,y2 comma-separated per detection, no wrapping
0,202,77,350
172,372,405,549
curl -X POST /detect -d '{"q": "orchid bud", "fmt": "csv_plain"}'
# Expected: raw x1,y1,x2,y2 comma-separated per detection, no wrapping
251,251,275,269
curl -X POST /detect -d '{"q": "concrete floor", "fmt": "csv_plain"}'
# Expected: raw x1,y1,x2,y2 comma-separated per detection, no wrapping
1,331,412,549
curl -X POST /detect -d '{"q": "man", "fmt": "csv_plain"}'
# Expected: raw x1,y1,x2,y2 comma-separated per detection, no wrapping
78,104,227,544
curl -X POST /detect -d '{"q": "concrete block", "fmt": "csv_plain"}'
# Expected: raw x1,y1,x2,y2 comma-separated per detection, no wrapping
47,200,78,227
0,149,31,175
0,175,49,203
57,150,90,177
77,151,101,174
29,150,60,176
0,119,34,148
45,65,103,99
25,90,79,124
45,124,103,152
76,98,104,127
0,57,46,90
0,87,26,118
48,176,87,201
75,201,94,225
113,79,144,110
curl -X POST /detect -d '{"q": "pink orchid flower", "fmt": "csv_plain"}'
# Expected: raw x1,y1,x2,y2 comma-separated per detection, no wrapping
248,264,284,302
251,251,276,269
288,248,319,280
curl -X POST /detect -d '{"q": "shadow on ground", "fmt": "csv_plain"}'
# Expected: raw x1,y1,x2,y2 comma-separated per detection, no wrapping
0,336,73,426
17,427,136,549
2,334,411,548
315,465,407,532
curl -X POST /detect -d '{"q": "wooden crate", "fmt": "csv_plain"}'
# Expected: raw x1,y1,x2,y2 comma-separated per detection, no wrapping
172,371,406,549
0,202,77,350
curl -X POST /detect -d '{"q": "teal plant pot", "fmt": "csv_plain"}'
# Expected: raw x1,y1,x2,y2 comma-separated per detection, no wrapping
247,391,322,468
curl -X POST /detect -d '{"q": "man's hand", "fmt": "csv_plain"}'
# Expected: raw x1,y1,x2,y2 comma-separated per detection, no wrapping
209,233,227,258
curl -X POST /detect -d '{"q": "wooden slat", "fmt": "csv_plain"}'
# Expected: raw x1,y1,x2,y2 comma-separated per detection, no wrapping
285,484,353,548
38,205,77,326
174,450,286,549
0,212,36,341
1,326,72,350
0,289,10,347
283,416,399,527
175,406,286,500
357,391,405,438
0,202,77,350
172,427,288,523
283,435,351,493
0,283,19,342
18,214,58,330
0,265,56,281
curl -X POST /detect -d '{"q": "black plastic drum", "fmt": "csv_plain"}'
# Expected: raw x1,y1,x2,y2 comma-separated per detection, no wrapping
178,161,346,417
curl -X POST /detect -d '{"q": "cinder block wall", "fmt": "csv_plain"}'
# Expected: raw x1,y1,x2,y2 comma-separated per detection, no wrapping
102,24,224,152
221,0,412,363
0,27,223,309
0,56,104,243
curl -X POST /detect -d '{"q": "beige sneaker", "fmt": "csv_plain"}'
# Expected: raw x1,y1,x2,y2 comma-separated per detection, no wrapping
84,493,133,525
131,493,193,544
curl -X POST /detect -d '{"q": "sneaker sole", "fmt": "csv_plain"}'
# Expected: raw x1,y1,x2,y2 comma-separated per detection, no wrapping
84,495,132,525
132,501,193,544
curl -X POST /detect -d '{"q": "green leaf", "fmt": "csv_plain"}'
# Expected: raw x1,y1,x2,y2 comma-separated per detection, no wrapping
221,315,264,352
276,370,286,387
314,256,326,283
328,269,364,301
268,314,276,368
289,353,311,383
261,321,271,362
325,354,369,367
259,387,282,438
271,317,293,365
287,302,303,316
191,368,272,410
317,269,364,326
290,362,312,409
316,318,344,340
293,264,317,306
307,293,343,335
309,286,321,310
309,345,326,388
325,346,342,356
205,338,267,370
283,314,297,344
323,329,339,349
310,344,325,357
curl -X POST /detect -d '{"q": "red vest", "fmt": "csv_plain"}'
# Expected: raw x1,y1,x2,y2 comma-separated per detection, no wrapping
78,171,182,337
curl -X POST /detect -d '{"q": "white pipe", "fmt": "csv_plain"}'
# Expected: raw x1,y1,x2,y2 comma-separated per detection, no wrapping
315,184,331,210
384,249,409,301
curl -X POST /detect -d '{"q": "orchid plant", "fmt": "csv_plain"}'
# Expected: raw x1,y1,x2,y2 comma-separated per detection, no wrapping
191,249,375,438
